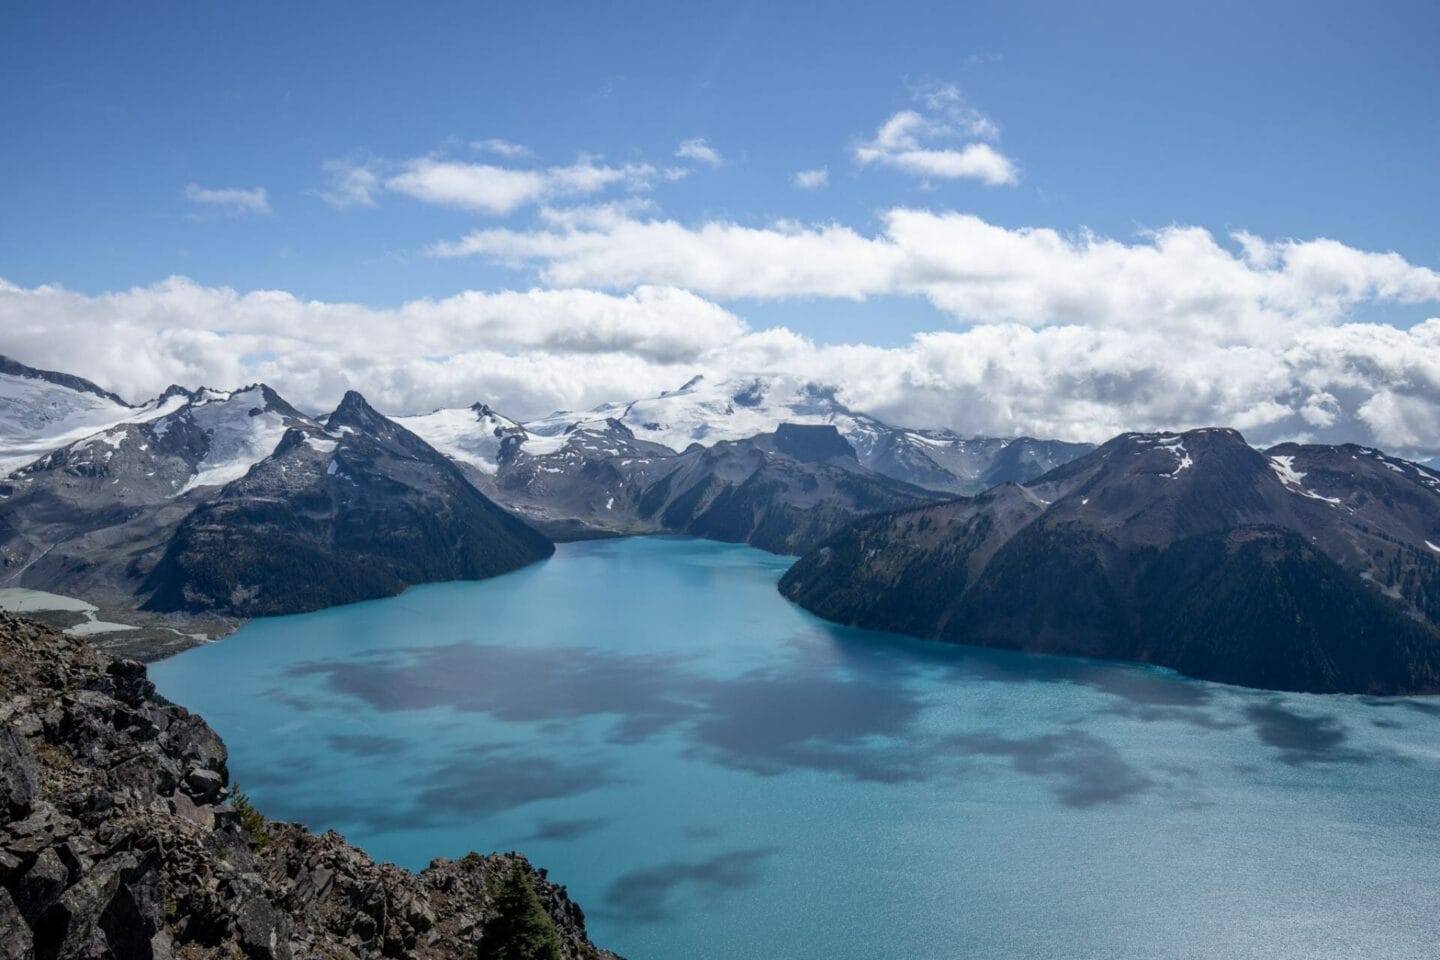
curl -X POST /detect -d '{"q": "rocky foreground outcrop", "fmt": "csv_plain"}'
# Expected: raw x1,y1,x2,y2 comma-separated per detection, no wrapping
0,613,618,960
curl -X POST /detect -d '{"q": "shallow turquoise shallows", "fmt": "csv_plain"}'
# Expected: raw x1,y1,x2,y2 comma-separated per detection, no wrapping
149,537,1440,960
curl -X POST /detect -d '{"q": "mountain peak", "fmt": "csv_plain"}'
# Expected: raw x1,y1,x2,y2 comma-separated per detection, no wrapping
327,390,385,431
158,384,198,403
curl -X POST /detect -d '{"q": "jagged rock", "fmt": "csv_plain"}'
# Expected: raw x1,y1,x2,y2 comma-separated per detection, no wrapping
182,766,225,804
0,613,620,959
235,895,293,960
16,847,68,924
0,886,33,960
0,727,37,816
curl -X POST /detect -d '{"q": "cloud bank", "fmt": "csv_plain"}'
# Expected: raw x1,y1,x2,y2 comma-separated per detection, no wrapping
3,207,1439,459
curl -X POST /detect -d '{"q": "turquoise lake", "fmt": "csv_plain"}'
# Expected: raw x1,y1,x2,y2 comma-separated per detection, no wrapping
150,536,1440,960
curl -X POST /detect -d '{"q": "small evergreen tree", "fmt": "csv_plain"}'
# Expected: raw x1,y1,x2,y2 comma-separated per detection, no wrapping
478,863,564,960
229,784,268,846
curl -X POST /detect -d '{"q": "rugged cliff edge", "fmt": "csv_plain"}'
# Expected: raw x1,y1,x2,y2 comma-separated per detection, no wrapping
0,614,618,960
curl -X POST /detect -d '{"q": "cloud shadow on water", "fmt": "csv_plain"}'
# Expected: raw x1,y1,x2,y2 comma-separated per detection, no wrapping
947,730,1154,808
328,733,408,756
1243,701,1370,766
685,669,929,783
287,643,697,740
282,637,1181,807
602,847,780,925
287,641,937,785
257,743,620,833
521,816,610,843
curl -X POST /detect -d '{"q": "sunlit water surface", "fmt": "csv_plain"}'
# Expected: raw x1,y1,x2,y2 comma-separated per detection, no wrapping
151,537,1440,960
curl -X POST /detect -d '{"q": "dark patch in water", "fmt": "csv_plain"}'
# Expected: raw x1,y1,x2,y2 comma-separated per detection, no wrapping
409,745,619,824
258,744,619,832
1244,702,1368,766
686,670,927,783
287,644,695,739
522,816,609,843
602,847,779,923
948,730,1153,807
261,686,327,713
328,733,408,756
290,642,934,784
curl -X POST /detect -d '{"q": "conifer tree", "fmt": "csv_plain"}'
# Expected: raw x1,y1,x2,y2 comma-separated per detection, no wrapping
479,863,564,960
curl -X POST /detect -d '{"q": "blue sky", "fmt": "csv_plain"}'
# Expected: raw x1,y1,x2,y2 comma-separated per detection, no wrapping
4,1,1437,339
2,1,1439,453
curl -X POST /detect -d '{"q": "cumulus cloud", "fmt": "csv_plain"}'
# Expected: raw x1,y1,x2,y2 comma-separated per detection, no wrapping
2,266,1440,459
184,184,271,216
0,277,742,416
854,84,1017,186
385,156,657,215
675,137,725,166
433,208,1440,340
793,167,829,190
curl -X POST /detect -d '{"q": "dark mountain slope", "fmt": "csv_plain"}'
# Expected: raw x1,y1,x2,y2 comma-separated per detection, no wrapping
781,429,1440,694
635,425,944,554
143,392,553,617
0,386,323,638
458,418,944,554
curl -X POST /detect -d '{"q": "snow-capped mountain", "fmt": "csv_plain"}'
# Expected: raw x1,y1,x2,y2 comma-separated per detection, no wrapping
144,391,553,617
6,383,317,506
0,356,188,475
394,403,529,474
405,375,1095,495
1,372,555,641
166,385,314,492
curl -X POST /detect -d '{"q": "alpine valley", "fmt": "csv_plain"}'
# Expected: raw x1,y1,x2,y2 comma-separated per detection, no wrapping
0,357,1088,657
4,354,1440,695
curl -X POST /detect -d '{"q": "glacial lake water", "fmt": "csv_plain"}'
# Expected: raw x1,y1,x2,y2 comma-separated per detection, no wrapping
150,536,1440,960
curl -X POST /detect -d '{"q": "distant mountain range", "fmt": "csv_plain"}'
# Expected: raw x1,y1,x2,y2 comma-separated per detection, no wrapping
0,357,1086,655
11,355,1439,695
0,364,554,646
780,428,1440,694
398,373,1093,497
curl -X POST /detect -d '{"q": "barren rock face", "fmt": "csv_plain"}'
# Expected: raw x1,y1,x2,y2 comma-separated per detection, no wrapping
0,614,619,960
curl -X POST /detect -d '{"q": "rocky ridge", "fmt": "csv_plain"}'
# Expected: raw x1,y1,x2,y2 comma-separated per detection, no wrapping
781,428,1440,694
472,421,945,554
0,613,617,960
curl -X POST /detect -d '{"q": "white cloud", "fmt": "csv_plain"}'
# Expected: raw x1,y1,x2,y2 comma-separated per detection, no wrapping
471,138,533,159
317,160,381,209
793,167,829,190
382,156,657,215
3,268,1440,460
183,184,271,216
675,137,725,166
434,208,1440,341
854,85,1018,186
